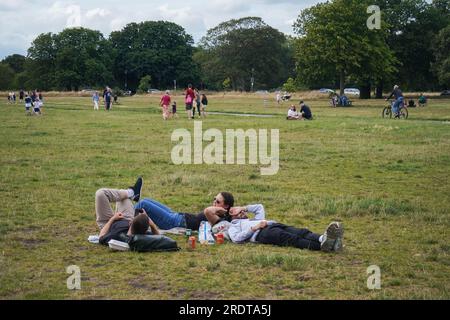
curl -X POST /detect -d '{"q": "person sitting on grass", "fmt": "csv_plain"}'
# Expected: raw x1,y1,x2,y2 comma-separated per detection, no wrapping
300,101,313,120
134,192,235,231
287,105,301,120
95,177,160,245
418,94,427,107
222,204,344,253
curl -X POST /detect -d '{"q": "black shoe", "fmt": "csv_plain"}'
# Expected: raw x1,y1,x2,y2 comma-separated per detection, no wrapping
129,177,143,202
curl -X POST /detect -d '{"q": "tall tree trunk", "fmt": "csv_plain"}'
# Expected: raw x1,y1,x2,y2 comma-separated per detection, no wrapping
340,70,345,96
360,83,371,99
376,81,384,99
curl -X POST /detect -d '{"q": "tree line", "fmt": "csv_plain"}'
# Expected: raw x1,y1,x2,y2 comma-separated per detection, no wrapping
0,0,448,97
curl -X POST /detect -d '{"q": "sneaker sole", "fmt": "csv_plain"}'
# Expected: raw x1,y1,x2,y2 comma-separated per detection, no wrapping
333,237,344,252
326,222,344,239
321,222,344,252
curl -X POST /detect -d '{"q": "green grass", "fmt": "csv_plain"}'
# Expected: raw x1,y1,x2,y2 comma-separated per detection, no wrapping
0,94,449,299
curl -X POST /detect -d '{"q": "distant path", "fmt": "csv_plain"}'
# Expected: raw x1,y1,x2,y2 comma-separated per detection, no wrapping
208,111,276,118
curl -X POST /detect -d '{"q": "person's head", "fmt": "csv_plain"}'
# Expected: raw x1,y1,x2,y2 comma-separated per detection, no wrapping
299,100,305,106
173,101,177,105
130,212,150,235
394,85,399,90
165,90,170,95
188,84,192,89
213,192,234,212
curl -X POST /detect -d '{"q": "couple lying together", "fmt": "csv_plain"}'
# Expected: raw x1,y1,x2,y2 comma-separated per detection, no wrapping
95,177,344,253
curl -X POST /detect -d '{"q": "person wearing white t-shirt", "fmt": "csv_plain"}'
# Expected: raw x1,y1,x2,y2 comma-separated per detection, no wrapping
287,105,300,120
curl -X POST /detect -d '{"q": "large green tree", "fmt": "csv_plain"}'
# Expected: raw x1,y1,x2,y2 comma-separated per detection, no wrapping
373,0,450,93
26,32,57,90
27,28,113,91
110,21,198,90
1,54,28,89
197,17,294,91
1,54,26,73
0,63,14,90
293,0,397,97
432,25,450,88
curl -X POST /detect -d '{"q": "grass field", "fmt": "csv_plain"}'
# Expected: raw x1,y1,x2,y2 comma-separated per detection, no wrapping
0,94,449,299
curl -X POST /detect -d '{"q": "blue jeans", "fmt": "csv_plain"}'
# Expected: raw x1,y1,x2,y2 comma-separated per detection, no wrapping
392,97,404,115
135,198,185,230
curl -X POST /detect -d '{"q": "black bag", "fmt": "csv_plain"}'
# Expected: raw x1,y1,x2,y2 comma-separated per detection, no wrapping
127,234,180,253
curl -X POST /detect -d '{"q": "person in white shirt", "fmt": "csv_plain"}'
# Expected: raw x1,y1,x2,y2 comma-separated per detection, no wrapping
224,204,344,252
287,105,300,120
33,98,42,115
92,91,100,110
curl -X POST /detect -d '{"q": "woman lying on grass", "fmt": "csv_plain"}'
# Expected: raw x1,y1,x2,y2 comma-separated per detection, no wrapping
134,191,236,231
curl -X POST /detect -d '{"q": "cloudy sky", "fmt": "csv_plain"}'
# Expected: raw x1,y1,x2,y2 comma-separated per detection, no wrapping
0,0,323,59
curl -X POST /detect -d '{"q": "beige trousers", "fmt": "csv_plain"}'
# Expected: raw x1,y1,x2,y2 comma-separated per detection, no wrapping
95,188,134,229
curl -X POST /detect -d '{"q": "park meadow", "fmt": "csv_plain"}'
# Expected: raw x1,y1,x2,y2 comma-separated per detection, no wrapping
0,93,449,299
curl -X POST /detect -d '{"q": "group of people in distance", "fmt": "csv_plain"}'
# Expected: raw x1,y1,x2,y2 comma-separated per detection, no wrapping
21,90,44,115
92,87,117,111
7,89,44,115
287,101,313,120
184,84,208,120
94,177,345,253
330,94,351,107
159,84,208,120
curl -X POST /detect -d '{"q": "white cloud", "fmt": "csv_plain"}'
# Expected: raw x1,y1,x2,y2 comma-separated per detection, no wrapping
0,0,319,59
207,0,250,14
85,8,111,19
110,18,126,31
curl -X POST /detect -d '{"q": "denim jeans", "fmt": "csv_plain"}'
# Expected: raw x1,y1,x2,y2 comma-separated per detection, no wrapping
392,97,404,115
135,198,185,230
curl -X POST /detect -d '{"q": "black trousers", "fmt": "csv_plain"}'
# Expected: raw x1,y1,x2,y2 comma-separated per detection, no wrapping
255,223,321,251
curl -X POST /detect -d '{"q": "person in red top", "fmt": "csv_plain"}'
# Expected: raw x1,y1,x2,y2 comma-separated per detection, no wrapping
160,90,171,120
185,84,195,119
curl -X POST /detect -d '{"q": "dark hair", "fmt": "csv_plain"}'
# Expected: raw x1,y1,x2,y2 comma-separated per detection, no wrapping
130,214,149,235
134,208,144,217
220,192,234,211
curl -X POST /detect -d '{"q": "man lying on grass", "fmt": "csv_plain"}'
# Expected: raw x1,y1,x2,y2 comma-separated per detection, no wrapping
95,177,160,245
210,204,344,253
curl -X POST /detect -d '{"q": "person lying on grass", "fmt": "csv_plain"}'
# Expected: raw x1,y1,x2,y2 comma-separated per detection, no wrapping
134,192,235,231
211,204,344,253
95,177,160,245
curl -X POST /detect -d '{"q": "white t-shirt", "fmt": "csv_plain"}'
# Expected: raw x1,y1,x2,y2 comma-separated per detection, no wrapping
288,109,299,118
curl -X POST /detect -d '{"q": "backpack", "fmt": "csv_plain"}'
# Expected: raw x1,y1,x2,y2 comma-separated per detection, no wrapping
118,233,180,252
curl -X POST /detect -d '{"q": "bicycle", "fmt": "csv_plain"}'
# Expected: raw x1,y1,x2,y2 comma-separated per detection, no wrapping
382,100,408,119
